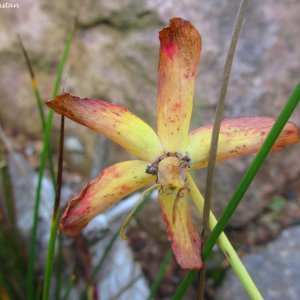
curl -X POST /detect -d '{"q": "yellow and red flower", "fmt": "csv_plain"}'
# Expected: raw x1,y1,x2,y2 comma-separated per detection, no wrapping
47,18,299,269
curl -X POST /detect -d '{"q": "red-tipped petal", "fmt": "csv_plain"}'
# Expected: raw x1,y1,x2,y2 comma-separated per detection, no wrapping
157,18,201,152
60,160,155,235
47,93,164,162
187,116,299,169
159,188,202,269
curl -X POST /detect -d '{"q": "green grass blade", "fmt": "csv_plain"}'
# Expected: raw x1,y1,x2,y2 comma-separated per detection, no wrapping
52,30,74,98
54,233,63,300
0,265,16,300
0,145,16,227
147,249,172,300
173,271,196,300
62,275,76,300
17,35,46,128
88,231,119,287
26,136,51,300
0,221,27,299
204,82,300,256
0,147,28,299
42,212,61,300
42,115,65,300
26,30,74,300
173,82,300,298
18,35,56,187
83,190,155,298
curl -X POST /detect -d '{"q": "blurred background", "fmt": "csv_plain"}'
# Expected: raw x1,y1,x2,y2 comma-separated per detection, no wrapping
0,0,300,299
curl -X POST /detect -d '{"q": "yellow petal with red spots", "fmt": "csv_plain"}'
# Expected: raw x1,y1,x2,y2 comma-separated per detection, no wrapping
59,160,155,236
159,188,202,269
187,117,299,169
47,93,164,162
157,18,201,152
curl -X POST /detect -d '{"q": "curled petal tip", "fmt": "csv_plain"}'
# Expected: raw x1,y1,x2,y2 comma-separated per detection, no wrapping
159,18,201,70
157,18,201,151
46,93,164,161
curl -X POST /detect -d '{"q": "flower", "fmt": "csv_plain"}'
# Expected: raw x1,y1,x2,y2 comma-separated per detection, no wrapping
47,18,299,270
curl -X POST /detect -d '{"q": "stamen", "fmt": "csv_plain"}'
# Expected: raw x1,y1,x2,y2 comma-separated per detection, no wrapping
120,184,161,240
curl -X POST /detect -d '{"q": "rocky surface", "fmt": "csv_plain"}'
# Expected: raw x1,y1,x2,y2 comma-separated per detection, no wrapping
216,226,300,300
0,1,300,298
1,0,299,227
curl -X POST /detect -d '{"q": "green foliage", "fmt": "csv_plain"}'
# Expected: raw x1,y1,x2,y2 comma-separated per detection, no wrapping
0,145,27,299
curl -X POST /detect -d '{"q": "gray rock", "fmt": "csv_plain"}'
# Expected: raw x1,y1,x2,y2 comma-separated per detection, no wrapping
1,0,299,235
216,226,300,300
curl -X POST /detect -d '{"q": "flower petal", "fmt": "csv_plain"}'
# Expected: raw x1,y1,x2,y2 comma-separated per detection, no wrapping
187,116,299,169
157,18,201,152
47,93,164,161
59,160,155,236
159,188,202,269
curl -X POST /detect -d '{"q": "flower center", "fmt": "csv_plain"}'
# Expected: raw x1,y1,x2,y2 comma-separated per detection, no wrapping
146,152,191,188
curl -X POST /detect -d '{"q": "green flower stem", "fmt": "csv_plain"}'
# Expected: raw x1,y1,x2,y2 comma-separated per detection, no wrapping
173,174,263,300
42,212,61,300
189,175,262,299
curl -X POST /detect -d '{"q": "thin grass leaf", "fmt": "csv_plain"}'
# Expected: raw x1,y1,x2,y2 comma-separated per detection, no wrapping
198,0,248,297
17,35,46,128
26,29,74,300
52,28,75,98
42,115,65,300
18,35,56,187
0,224,25,299
54,233,63,300
88,231,119,288
147,249,172,300
61,275,76,300
41,210,61,300
84,189,155,299
109,275,142,300
204,82,300,256
0,145,16,228
0,265,15,300
173,82,300,299
0,146,27,299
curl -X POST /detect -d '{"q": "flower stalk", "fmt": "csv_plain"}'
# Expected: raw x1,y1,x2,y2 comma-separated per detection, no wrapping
188,175,263,300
